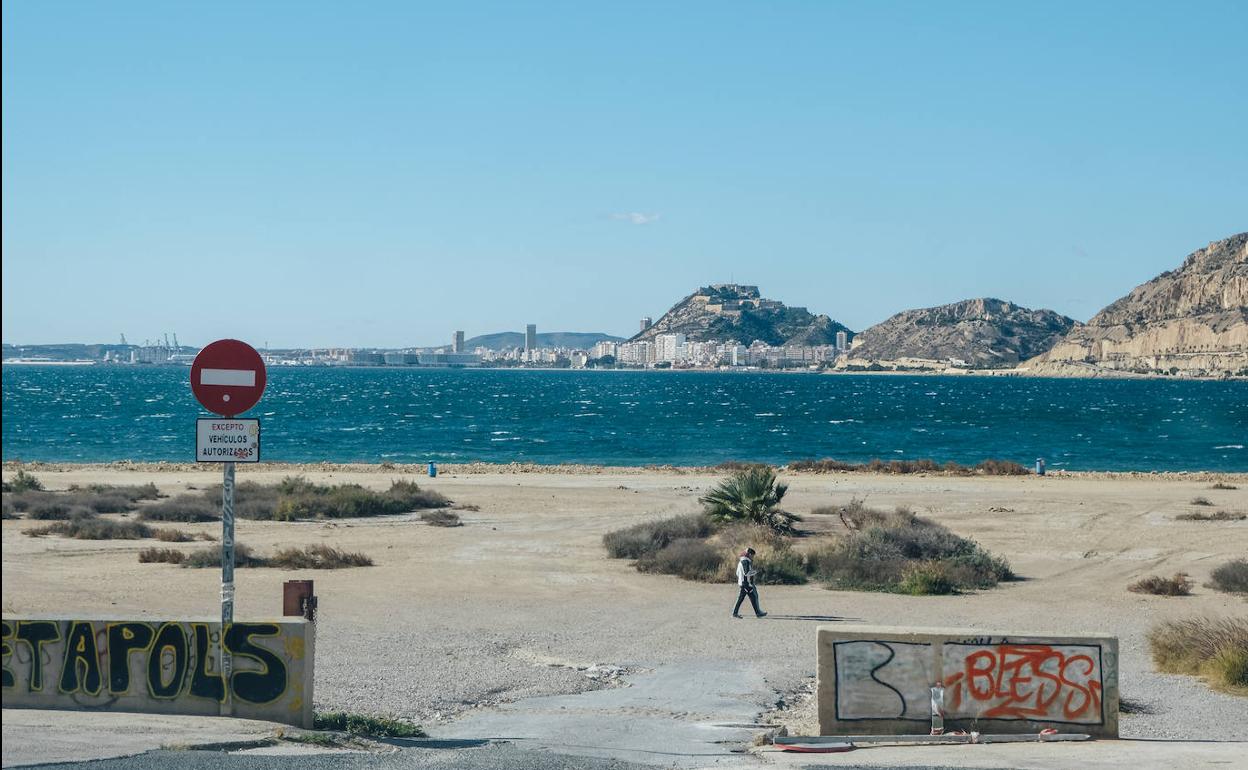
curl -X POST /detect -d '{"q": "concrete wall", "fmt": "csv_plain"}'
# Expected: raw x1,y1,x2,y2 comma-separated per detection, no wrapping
818,625,1118,737
1,617,314,728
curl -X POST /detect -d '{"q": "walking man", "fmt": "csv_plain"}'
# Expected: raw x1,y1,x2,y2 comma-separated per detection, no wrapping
732,548,767,618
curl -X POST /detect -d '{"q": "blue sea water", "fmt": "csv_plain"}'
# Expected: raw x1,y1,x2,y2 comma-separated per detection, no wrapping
1,366,1245,471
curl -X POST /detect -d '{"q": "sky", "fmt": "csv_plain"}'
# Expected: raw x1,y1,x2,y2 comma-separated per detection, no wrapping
3,1,1246,348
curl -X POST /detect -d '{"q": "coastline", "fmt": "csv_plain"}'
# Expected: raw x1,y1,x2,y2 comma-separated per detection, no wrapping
5,459,1246,482
5,359,1245,380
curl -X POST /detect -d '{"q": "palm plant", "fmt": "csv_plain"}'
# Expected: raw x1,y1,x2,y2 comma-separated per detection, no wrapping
699,466,799,533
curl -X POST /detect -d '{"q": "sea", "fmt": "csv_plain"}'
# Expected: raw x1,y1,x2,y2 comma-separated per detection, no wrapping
2,366,1245,472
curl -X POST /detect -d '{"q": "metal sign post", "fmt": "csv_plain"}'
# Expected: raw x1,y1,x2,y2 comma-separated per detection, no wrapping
190,339,268,713
221,460,236,686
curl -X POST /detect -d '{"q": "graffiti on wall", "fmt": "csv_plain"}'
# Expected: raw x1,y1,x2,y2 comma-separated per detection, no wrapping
833,640,933,721
1,618,310,725
941,643,1103,723
833,639,1105,726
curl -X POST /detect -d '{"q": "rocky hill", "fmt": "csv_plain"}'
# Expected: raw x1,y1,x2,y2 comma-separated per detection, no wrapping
1027,233,1248,377
631,284,852,346
842,298,1076,368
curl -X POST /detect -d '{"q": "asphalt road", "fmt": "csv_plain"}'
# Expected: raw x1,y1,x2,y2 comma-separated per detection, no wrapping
27,744,662,770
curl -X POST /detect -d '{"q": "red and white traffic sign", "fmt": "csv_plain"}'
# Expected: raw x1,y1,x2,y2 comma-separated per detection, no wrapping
190,339,267,416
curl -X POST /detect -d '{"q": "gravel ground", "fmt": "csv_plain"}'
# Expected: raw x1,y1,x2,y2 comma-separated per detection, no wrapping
4,466,1246,762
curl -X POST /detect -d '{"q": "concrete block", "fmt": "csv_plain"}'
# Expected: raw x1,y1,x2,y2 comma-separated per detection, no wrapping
817,624,1118,738
1,616,314,728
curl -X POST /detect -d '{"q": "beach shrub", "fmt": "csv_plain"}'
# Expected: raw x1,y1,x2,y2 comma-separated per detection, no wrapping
786,457,1027,476
5,470,44,493
714,461,775,472
636,538,726,581
1190,496,1214,507
700,467,798,533
1208,559,1248,595
1175,511,1246,522
1129,573,1193,596
420,510,461,527
153,527,193,542
974,459,1030,476
752,547,808,585
387,480,451,510
183,543,268,568
25,499,93,520
1210,482,1239,490
898,563,958,595
69,483,162,501
27,517,151,540
1148,617,1248,692
313,712,424,738
269,480,450,521
603,514,716,560
269,545,374,569
1,498,15,519
138,495,220,522
808,501,1011,592
787,458,858,473
708,523,803,583
139,547,186,564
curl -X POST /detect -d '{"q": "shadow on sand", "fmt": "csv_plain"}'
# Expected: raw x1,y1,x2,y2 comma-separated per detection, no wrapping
761,614,860,622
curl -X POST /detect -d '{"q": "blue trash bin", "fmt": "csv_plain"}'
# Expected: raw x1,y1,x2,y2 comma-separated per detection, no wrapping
1035,458,1046,476
428,462,437,478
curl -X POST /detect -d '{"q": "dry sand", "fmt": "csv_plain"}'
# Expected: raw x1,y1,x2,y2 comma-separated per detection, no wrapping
3,464,1247,746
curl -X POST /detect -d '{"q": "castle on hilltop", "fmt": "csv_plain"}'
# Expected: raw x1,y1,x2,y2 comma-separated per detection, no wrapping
690,284,796,318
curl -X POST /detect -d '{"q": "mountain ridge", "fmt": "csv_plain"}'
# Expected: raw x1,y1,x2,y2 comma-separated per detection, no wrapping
843,298,1077,368
1027,232,1248,377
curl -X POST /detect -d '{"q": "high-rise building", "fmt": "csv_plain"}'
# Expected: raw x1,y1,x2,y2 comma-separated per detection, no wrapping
655,333,687,363
836,331,848,352
453,330,465,353
525,324,537,356
640,317,652,332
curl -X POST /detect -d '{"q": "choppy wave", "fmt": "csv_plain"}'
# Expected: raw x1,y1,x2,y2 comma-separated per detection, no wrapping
2,367,1245,471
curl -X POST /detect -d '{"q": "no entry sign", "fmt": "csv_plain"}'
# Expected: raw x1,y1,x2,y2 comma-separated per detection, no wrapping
190,339,267,416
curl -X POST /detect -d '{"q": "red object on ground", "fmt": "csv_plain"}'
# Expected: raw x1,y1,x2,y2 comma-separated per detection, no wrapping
190,339,267,416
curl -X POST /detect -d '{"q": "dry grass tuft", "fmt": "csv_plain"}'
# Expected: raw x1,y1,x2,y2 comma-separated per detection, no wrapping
1190,496,1214,506
1148,617,1248,693
787,458,1028,476
3,470,44,492
603,514,715,560
27,516,151,540
183,543,268,568
1208,559,1248,595
1210,482,1239,490
269,545,374,569
1128,573,1193,596
1175,510,1246,522
138,495,220,522
152,527,193,542
419,510,462,527
138,547,186,564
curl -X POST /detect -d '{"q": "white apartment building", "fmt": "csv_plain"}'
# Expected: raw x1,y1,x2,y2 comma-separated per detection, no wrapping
655,333,687,363
617,341,655,365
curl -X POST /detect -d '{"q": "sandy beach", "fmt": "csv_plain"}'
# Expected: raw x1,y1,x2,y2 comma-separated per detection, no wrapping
3,463,1247,752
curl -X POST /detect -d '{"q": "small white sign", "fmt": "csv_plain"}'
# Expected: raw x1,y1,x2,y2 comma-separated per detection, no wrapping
196,418,261,463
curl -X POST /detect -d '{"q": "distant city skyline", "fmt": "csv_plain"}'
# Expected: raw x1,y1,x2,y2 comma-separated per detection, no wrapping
3,2,1246,347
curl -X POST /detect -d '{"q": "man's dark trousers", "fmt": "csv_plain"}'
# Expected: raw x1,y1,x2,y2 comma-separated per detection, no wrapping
733,584,762,616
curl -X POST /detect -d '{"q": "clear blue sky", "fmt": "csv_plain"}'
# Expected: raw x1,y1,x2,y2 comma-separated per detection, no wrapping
3,1,1245,348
